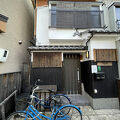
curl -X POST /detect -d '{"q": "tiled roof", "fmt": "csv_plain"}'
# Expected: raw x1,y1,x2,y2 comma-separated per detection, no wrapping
28,45,87,51
89,29,120,33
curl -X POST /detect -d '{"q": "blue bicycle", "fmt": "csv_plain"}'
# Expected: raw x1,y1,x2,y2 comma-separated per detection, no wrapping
29,80,71,112
31,92,71,112
7,104,82,120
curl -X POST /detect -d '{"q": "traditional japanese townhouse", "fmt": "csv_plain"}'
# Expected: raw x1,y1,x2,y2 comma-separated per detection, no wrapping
29,0,120,109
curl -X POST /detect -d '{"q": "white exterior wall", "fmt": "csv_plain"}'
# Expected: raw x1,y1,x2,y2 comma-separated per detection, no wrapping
36,7,49,45
0,0,34,74
49,29,91,41
88,35,117,60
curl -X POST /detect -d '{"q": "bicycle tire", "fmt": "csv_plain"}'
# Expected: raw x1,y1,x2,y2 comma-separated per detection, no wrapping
50,94,71,112
7,111,33,120
54,105,82,120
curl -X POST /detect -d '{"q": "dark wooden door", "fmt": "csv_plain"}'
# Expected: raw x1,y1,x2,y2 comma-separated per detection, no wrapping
62,54,81,94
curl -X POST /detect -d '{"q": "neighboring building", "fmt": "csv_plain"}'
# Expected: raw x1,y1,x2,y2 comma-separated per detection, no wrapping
29,0,120,109
0,0,34,73
0,0,34,109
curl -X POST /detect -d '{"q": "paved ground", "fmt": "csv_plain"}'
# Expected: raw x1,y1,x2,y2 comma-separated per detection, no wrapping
41,106,120,120
16,93,120,120
79,106,120,120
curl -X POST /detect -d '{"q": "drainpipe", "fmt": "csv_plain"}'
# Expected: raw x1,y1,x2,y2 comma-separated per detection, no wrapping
85,32,95,48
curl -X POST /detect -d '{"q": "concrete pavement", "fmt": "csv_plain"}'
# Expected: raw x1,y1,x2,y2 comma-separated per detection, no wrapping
80,106,120,120
43,106,120,120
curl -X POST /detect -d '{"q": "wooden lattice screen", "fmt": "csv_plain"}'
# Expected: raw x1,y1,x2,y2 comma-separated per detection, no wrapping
93,49,117,62
32,52,62,67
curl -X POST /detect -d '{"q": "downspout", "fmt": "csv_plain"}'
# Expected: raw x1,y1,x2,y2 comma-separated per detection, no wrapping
85,32,95,49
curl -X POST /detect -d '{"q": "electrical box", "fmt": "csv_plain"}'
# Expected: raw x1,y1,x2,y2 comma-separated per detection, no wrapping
0,48,9,62
94,72,105,80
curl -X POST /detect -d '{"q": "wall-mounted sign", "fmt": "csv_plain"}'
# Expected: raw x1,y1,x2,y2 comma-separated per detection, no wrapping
98,66,101,72
91,65,97,73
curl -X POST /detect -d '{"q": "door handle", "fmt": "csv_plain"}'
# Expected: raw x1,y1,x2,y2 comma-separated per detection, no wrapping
77,68,79,81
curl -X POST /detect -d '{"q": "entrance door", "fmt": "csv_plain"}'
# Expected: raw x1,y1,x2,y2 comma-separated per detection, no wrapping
62,54,81,94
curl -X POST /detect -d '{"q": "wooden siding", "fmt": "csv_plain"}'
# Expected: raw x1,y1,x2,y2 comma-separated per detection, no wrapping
117,80,120,103
0,21,7,33
36,0,96,7
93,49,117,62
22,63,31,92
34,8,37,36
30,68,62,91
54,0,96,2
0,72,21,103
32,52,62,67
36,0,48,7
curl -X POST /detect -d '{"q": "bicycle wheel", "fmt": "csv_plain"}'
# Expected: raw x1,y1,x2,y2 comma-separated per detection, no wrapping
50,94,71,112
54,105,82,120
7,111,33,120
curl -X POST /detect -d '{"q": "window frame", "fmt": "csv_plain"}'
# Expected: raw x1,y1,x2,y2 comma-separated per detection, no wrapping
115,6,120,29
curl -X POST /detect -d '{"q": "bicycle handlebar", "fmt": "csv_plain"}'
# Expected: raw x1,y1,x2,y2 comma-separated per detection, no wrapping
48,89,56,93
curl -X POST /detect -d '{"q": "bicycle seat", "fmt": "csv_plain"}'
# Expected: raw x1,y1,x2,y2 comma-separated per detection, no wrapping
48,89,56,93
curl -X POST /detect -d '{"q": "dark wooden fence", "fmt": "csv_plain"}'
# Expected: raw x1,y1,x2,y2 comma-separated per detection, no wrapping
0,72,22,119
0,72,22,103
21,63,30,92
30,68,62,92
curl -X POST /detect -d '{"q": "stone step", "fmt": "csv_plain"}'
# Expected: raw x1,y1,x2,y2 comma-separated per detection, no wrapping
67,94,90,106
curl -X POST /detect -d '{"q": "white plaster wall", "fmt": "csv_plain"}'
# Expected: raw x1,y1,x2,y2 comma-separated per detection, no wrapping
88,36,116,60
0,0,34,74
49,29,91,41
36,7,49,45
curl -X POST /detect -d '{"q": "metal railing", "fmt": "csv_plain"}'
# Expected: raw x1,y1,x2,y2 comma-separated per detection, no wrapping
116,20,120,29
50,10,104,29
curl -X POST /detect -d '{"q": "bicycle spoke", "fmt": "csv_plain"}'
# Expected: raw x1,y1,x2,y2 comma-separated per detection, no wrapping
50,95,71,112
54,106,82,120
7,112,32,120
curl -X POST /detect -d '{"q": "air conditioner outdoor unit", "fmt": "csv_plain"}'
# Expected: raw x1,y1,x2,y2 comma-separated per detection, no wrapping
0,48,9,62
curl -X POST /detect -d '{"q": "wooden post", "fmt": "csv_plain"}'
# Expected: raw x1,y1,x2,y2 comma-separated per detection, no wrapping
1,104,5,120
0,90,17,119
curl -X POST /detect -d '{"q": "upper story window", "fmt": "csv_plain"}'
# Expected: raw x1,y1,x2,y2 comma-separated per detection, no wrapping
51,4,56,27
50,2,104,29
90,6,101,28
108,2,120,30
115,6,120,29
0,14,8,33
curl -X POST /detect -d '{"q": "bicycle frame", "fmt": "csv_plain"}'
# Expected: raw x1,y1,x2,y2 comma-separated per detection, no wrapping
25,104,82,120
32,93,71,109
8,104,82,120
24,105,55,120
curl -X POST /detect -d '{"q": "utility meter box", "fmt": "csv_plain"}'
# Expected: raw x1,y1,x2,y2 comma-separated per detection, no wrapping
93,72,105,80
0,48,9,62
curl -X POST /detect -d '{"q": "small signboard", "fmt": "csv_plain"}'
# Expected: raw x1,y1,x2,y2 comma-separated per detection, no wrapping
91,65,97,73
